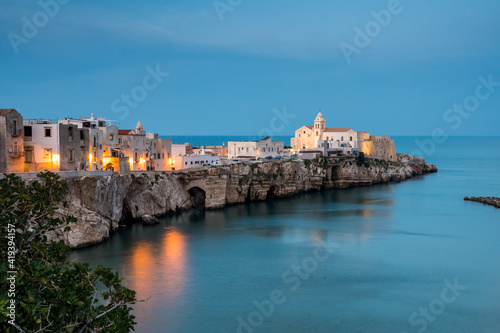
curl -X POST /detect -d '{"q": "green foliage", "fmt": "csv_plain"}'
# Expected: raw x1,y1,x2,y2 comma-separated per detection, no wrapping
304,159,312,167
272,174,278,181
356,152,366,167
0,172,137,333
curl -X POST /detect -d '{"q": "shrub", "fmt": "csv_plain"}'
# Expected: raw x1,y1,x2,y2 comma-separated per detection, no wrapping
356,152,366,166
0,172,138,333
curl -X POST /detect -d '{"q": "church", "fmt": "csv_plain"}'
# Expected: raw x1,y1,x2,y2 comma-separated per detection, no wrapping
291,112,396,161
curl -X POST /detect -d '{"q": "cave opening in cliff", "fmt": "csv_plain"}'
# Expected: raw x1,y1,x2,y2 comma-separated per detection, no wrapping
267,185,278,200
188,187,206,210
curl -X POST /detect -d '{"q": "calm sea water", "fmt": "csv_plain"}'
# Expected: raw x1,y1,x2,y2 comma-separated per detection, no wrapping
69,136,500,333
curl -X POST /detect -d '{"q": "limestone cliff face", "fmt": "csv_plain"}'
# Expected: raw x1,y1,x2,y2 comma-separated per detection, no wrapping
52,154,437,248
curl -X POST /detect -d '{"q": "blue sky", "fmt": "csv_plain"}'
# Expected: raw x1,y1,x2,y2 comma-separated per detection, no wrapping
1,0,499,136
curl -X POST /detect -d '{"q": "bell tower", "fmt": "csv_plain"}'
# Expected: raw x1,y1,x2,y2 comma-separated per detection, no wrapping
314,111,326,137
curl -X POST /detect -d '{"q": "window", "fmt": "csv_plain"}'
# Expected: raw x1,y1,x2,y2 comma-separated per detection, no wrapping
162,153,164,159
341,136,344,141
44,148,52,160
185,162,187,165
316,131,319,136
93,137,97,148
80,130,84,140
350,136,352,141
68,127,73,139
45,128,52,137
118,138,122,144
110,134,114,141
69,150,74,162
12,120,17,135
24,126,32,137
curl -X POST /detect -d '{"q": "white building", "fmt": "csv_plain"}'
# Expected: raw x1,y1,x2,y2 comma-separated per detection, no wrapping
291,112,359,152
146,133,172,171
171,143,193,157
291,112,396,161
171,154,220,170
228,137,284,159
118,120,148,171
23,119,61,172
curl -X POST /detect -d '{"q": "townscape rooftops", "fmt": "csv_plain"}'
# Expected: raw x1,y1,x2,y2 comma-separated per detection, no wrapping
324,128,354,132
118,129,132,135
0,109,17,116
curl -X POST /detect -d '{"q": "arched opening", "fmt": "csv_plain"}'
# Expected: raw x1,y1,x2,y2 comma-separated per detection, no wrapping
267,185,278,200
188,187,206,210
104,162,114,171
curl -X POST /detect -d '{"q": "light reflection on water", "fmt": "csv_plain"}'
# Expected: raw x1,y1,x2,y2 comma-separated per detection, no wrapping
68,137,500,333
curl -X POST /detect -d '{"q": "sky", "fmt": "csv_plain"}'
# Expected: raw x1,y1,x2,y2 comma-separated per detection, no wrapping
1,0,499,136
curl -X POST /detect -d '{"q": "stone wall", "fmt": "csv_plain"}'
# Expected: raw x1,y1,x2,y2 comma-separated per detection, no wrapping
360,139,397,162
46,155,437,248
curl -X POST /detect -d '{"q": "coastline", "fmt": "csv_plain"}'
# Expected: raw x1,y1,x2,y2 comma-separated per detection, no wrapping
48,154,437,248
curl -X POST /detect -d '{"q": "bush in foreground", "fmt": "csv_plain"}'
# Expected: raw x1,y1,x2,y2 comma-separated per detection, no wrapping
0,172,137,332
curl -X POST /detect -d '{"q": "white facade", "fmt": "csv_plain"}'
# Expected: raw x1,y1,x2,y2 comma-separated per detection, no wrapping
146,133,172,171
291,112,360,156
228,137,284,159
171,154,220,170
23,121,60,171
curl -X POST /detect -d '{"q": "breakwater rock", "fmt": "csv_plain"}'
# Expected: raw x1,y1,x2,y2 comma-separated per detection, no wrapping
464,196,500,208
51,154,437,248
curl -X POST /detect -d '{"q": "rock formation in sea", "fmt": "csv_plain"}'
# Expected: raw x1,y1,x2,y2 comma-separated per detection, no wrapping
48,154,437,248
464,196,500,209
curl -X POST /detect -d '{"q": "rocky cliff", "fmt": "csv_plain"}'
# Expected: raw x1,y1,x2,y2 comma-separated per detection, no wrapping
50,154,437,248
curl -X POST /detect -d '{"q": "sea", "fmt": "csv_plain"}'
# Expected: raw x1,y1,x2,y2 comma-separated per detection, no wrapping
68,136,500,333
